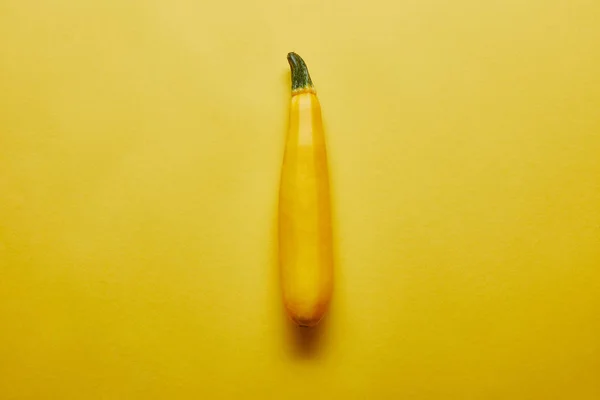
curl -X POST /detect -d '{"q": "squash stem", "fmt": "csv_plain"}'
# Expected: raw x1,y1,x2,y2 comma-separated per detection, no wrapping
287,52,314,93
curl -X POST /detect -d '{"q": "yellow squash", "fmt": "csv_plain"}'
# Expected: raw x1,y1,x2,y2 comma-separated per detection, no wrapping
278,52,334,327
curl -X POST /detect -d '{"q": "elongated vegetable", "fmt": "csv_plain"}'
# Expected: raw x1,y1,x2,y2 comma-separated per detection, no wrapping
279,52,333,327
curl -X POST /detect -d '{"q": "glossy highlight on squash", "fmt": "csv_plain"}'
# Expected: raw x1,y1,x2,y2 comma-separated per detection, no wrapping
278,52,334,327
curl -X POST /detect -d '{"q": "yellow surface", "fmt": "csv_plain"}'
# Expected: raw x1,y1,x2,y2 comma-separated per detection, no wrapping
1,1,599,398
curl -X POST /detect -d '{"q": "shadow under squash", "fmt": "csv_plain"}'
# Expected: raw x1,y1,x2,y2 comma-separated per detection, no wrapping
283,308,331,359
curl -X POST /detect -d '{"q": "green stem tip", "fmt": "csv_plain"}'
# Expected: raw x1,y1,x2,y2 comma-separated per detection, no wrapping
287,52,314,92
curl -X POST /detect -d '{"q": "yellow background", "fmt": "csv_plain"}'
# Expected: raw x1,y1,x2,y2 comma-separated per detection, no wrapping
1,1,599,398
